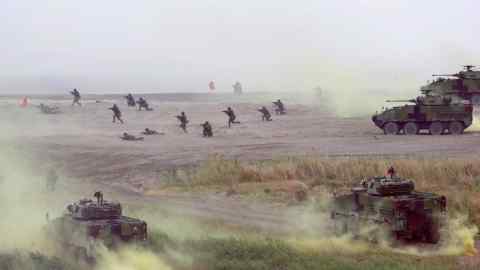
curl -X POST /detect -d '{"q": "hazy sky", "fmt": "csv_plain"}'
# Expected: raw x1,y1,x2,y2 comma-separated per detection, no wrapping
1,0,478,93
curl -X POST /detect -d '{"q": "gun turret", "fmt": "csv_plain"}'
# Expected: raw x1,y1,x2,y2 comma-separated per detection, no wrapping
386,99,417,103
420,89,433,95
432,74,461,78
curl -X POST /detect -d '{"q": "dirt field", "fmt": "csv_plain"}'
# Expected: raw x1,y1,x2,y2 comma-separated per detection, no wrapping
2,93,480,269
1,94,480,204
3,93,480,184
2,93,480,217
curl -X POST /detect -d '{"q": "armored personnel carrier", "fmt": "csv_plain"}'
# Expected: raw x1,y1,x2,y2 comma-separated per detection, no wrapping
330,171,446,244
421,65,480,105
372,94,473,135
46,192,147,261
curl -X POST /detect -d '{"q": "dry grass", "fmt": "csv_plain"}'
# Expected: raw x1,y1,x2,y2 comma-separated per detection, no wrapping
165,155,480,225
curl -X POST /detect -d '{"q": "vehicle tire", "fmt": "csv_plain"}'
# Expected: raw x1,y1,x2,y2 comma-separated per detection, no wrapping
425,223,440,244
448,121,464,135
403,122,419,135
383,122,399,135
429,122,444,135
471,94,480,106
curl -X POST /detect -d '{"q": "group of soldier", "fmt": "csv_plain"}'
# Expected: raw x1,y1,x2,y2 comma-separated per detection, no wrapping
67,89,286,139
257,100,286,122
124,94,153,111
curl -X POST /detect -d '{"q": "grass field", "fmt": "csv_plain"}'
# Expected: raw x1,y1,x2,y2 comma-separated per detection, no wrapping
2,156,479,270
0,232,463,270
162,155,480,226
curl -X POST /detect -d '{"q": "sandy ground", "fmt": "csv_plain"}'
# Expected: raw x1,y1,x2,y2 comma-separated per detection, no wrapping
2,92,480,201
3,93,480,186
3,92,480,207
2,93,480,266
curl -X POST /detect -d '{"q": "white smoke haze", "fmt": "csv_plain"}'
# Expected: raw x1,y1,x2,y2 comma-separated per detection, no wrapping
1,1,480,266
284,192,478,257
1,0,479,94
0,147,54,252
95,247,172,270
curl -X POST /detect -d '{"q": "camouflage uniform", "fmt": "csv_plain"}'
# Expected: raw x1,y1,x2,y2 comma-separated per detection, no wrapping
71,89,82,106
258,106,272,121
201,121,213,137
176,112,189,133
223,107,240,128
109,104,124,123
137,98,152,111
125,94,136,107
273,99,286,115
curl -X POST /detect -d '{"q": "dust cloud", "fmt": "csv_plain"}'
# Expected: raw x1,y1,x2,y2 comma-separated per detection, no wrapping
0,147,55,252
286,193,478,257
95,247,171,270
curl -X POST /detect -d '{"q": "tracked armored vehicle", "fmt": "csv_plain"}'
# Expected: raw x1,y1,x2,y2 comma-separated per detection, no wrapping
421,65,480,105
331,173,446,244
46,192,147,261
372,94,473,135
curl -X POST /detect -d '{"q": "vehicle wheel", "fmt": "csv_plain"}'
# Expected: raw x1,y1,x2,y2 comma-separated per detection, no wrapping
448,121,464,135
425,223,440,244
429,122,444,135
471,94,480,106
383,122,399,135
403,122,419,135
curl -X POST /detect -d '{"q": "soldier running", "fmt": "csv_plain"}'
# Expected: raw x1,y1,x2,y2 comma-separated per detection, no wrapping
109,104,124,123
273,99,286,115
222,107,240,128
201,121,213,137
176,112,189,133
70,89,82,106
258,106,272,121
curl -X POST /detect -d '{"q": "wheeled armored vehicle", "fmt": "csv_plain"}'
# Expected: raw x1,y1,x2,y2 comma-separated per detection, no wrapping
421,65,480,105
372,95,473,135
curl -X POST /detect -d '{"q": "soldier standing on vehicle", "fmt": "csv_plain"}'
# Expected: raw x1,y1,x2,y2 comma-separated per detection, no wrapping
94,191,104,205
258,106,272,121
386,166,396,178
222,107,240,128
273,99,286,115
70,89,82,106
176,112,189,133
201,121,213,137
109,104,124,124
